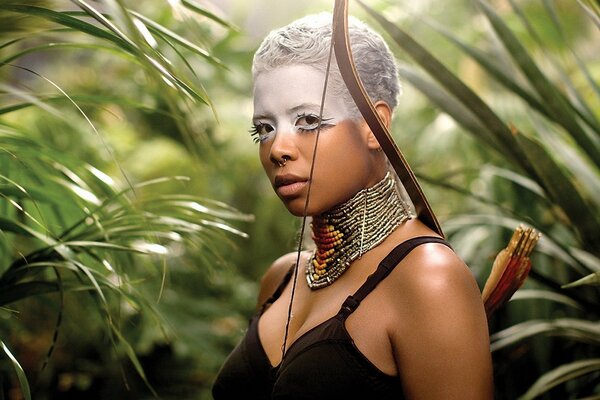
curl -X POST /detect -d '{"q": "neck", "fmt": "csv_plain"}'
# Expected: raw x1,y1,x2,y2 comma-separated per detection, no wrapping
306,172,412,289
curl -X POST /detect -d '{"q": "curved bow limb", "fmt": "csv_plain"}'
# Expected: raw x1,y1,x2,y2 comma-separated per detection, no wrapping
330,1,541,318
331,0,444,238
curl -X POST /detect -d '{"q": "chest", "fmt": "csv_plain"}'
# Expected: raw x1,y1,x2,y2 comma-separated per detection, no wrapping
257,258,398,375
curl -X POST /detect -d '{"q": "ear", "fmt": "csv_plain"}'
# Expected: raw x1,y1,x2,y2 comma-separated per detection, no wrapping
365,100,393,150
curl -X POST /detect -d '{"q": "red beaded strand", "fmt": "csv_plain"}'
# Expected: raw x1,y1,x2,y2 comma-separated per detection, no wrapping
310,219,344,279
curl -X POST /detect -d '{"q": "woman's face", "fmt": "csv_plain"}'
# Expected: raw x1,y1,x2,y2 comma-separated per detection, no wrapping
252,65,385,216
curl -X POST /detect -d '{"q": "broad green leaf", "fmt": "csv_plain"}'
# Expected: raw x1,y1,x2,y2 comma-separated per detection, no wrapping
396,65,493,143
530,116,600,206
480,165,545,198
508,0,600,131
478,0,600,167
516,133,600,250
519,359,600,400
422,17,552,122
537,0,600,112
358,0,532,173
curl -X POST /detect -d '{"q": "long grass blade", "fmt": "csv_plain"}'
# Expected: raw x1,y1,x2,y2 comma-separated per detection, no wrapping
421,17,553,122
181,0,237,30
478,0,600,166
0,5,133,51
396,65,493,144
577,0,600,30
358,0,532,173
530,114,600,206
516,133,600,251
562,272,600,289
511,0,600,130
491,318,600,352
0,340,31,400
0,281,59,306
129,10,224,68
510,289,583,310
0,42,135,67
519,359,600,400
443,214,588,275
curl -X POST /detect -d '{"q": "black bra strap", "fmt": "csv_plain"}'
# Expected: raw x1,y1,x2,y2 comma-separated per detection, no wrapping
260,263,296,313
339,236,451,318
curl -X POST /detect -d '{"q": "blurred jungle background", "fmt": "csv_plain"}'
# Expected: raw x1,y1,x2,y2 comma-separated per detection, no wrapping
0,0,598,399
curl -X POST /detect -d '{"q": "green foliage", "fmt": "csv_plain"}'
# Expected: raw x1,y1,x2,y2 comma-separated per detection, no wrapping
362,0,599,397
2,0,598,398
0,0,255,398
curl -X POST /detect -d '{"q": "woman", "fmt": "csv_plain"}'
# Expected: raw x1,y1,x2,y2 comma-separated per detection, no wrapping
213,11,493,399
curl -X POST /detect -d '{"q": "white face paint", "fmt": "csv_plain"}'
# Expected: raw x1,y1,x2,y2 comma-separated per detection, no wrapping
251,64,383,217
251,65,353,143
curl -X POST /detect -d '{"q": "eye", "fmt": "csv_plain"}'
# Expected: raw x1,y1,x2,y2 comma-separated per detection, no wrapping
295,113,334,133
249,123,275,143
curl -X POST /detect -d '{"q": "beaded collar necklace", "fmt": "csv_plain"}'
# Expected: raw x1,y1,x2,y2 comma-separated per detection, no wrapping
306,172,412,289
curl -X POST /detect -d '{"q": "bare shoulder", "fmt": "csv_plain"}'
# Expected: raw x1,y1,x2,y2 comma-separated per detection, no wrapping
256,251,305,307
383,239,489,349
387,240,481,305
384,240,493,398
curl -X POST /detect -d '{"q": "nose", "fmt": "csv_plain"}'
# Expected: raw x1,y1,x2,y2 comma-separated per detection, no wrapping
269,128,298,167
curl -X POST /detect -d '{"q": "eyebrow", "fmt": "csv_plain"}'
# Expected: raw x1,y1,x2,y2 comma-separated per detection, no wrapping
252,113,272,121
252,103,323,121
289,103,321,114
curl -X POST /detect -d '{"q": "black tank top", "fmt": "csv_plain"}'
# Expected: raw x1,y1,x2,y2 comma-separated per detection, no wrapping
212,236,450,399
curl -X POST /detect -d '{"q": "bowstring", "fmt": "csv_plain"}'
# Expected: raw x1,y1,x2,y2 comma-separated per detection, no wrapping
281,19,337,358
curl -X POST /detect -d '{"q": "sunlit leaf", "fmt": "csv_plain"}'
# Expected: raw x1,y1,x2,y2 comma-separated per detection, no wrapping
129,10,225,67
519,359,600,400
422,17,552,122
181,0,238,30
562,272,600,289
578,0,600,28
477,0,600,167
510,289,583,310
0,4,132,50
0,340,31,400
491,318,600,352
358,0,533,173
516,133,600,250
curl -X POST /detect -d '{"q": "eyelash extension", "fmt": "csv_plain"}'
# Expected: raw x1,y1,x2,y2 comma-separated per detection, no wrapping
296,117,334,133
248,124,262,143
295,112,333,122
249,116,335,143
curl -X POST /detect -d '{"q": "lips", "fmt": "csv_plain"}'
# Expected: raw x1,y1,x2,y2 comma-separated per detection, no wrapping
274,174,309,197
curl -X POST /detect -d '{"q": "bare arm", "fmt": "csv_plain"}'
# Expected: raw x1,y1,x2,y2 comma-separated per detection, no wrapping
390,243,493,399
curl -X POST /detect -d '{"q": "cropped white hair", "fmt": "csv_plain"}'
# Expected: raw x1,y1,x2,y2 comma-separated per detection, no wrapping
252,12,401,118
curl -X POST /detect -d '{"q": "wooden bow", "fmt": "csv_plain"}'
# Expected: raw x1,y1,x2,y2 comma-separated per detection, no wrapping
329,1,539,319
331,0,444,237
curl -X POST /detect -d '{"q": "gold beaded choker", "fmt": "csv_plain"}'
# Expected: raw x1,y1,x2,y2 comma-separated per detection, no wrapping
306,172,412,289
